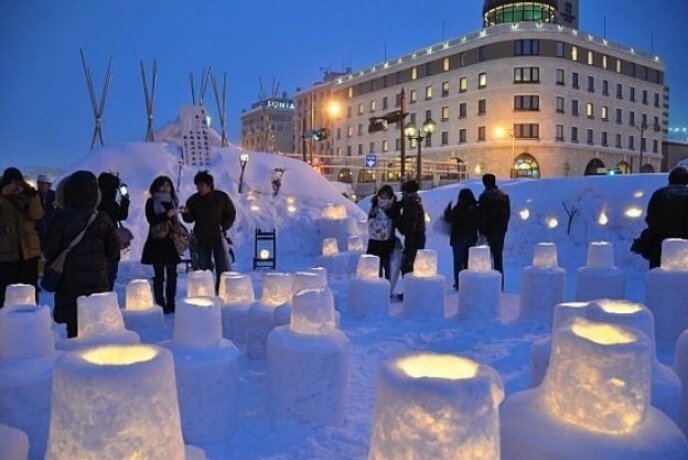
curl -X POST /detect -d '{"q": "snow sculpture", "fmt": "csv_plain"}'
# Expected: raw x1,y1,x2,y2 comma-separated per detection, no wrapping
322,203,347,220
247,272,293,359
403,249,445,318
267,287,349,426
122,279,164,339
349,255,390,319
646,238,688,343
368,353,504,460
187,269,215,297
322,238,339,256
57,292,139,351
347,235,365,252
503,317,688,460
458,246,501,320
576,241,625,301
319,203,350,251
219,272,255,344
46,345,188,460
519,242,565,323
3,283,35,307
0,306,56,459
0,424,29,460
161,296,239,444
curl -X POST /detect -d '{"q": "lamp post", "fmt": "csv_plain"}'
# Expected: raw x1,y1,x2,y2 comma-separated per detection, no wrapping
404,118,436,190
636,122,647,174
326,100,341,157
238,153,249,193
495,127,516,178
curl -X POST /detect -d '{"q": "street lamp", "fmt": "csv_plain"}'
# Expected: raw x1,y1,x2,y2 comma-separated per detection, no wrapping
325,99,341,160
238,152,249,193
404,118,436,189
495,127,516,178
635,122,647,174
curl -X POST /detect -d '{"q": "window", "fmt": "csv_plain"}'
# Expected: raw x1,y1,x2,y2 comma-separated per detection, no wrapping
442,57,450,72
602,131,608,147
336,147,341,156
478,72,487,89
425,85,432,100
382,140,389,152
411,67,418,80
382,96,388,110
459,77,467,93
459,103,467,119
629,111,635,126
369,142,375,153
654,116,660,130
556,41,565,58
602,80,609,96
642,113,647,127
587,129,594,145
641,137,646,152
410,113,417,124
357,144,363,155
587,50,594,65
572,72,580,89
410,89,417,103
441,131,449,145
602,54,608,69
425,109,432,121
630,87,636,102
642,90,648,105
441,81,449,97
459,52,467,66
628,136,635,150
358,123,363,135
571,46,578,61
586,103,594,118
441,106,449,121
370,100,376,112
653,139,659,153
358,103,364,115
515,39,540,56
478,126,486,141
514,95,539,111
346,145,352,156
616,108,622,124
336,128,341,140
347,106,352,118
572,99,579,116
395,139,400,150
571,127,579,143
478,99,487,115
654,93,660,108
616,83,623,99
514,67,540,83
425,136,432,148
615,134,622,148
515,124,539,139
587,76,595,93
459,129,467,143
616,59,622,74
348,87,353,98
556,69,565,85
556,124,564,141
601,105,608,120
556,96,565,113
478,46,487,62
346,126,353,137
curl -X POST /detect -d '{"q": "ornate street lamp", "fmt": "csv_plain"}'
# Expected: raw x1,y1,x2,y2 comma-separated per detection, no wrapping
404,118,436,189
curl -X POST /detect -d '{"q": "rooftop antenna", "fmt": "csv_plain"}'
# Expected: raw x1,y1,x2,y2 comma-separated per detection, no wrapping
384,42,387,62
257,77,280,152
211,70,229,147
650,33,654,54
189,66,212,105
442,19,445,41
80,49,112,150
603,15,606,39
140,59,158,142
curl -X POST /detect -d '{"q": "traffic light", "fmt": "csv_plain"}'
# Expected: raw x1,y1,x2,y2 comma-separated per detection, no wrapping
310,128,328,141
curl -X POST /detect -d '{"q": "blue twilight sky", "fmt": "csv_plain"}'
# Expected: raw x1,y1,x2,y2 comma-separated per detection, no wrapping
1,0,686,169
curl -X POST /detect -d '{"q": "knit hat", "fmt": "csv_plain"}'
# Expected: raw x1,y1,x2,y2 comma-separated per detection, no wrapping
37,174,52,184
2,167,24,183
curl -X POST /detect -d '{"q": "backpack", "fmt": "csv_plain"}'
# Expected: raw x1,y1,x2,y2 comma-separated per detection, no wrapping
368,207,393,241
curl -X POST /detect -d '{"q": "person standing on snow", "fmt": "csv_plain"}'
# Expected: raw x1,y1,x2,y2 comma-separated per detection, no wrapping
397,180,426,277
366,185,401,280
181,170,236,292
444,188,480,290
478,173,510,289
97,172,131,290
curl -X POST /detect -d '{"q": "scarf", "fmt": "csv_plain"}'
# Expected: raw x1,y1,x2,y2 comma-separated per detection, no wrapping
152,191,177,216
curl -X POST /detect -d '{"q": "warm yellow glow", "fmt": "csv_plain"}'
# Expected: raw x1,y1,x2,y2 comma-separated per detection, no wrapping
633,190,644,198
597,300,642,315
185,297,215,308
250,204,260,212
494,127,507,139
259,249,270,260
286,196,296,205
81,345,157,366
598,211,608,226
624,207,643,218
287,205,297,213
519,209,530,220
322,238,339,257
322,203,347,220
547,217,559,229
572,322,636,345
239,153,249,163
326,100,342,119
397,354,478,380
247,191,257,201
424,212,431,223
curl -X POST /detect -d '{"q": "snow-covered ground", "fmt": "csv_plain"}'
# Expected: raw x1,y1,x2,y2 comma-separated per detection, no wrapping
19,142,681,458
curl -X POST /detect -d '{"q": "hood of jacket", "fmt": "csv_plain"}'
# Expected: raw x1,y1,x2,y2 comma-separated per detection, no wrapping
61,171,101,212
97,172,120,201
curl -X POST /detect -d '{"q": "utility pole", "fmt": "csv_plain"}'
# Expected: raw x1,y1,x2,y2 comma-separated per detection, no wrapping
639,122,646,173
301,116,307,163
399,87,407,182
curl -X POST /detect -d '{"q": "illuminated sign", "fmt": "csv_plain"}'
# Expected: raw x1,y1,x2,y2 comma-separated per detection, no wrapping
265,100,295,110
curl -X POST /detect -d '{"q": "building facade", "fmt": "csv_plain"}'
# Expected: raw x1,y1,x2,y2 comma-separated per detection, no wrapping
240,95,295,153
297,0,666,180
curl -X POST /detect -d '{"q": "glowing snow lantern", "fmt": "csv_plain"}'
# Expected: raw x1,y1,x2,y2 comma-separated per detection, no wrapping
77,292,125,337
0,305,54,360
187,270,215,297
307,267,328,287
547,217,559,229
598,211,609,226
413,249,438,278
661,238,688,271
347,235,365,252
259,249,271,260
624,206,643,218
173,297,222,348
633,190,644,198
219,273,254,305
250,204,260,212
46,345,186,460
357,255,380,280
293,271,325,294
262,272,293,307
322,238,339,257
552,301,591,329
468,245,492,272
519,209,530,220
587,241,615,269
545,318,650,434
125,279,155,311
369,353,504,459
532,242,558,269
322,203,347,220
3,283,35,307
291,287,337,335
286,196,296,205
287,205,297,213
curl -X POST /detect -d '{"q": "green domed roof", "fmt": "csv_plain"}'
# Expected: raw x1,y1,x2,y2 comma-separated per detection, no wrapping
483,0,559,27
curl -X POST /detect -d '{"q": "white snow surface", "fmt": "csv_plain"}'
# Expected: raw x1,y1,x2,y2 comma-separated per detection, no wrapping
26,142,685,458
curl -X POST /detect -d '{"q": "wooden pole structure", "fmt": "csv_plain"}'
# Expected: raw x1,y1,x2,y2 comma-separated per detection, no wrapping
80,49,112,150
211,71,229,147
140,59,158,142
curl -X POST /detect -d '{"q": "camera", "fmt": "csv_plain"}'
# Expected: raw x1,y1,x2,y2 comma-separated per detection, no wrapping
119,183,128,196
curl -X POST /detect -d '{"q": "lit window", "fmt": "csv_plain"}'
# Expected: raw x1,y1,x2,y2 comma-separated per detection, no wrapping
587,103,594,118
410,89,417,103
425,85,432,100
348,87,353,98
602,55,608,69
370,100,376,112
587,50,594,65
411,67,418,80
459,77,467,93
571,46,578,61
478,73,487,89
441,81,449,97
616,59,622,73
382,140,389,152
442,57,450,72
358,103,364,115
601,106,608,120
441,106,449,120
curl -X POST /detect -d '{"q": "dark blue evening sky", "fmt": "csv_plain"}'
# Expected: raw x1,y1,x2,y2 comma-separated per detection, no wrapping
1,0,686,168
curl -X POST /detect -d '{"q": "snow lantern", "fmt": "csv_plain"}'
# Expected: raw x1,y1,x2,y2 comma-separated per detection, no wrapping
322,238,339,257
468,245,492,272
219,272,255,304
125,279,155,311
187,269,215,297
519,208,530,220
291,288,337,335
0,305,54,360
533,242,558,269
3,283,35,307
307,267,328,286
77,292,125,337
322,203,347,220
347,235,365,252
369,353,504,459
173,297,222,348
413,249,438,278
624,206,643,218
262,272,293,307
46,345,185,460
293,271,325,295
661,238,688,271
0,423,29,460
546,217,559,229
586,241,615,269
552,301,591,329
357,255,380,280
544,317,651,434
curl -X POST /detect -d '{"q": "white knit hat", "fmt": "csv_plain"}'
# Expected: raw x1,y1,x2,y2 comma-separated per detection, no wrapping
36,174,52,184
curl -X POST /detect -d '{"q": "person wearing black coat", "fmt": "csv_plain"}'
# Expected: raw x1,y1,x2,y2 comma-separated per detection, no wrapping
478,174,510,287
44,171,119,338
444,188,480,290
141,176,182,313
181,170,236,292
645,167,688,268
36,174,57,247
397,180,426,276
97,172,131,290
366,185,401,280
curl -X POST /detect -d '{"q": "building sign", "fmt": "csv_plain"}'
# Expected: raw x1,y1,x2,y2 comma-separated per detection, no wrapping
265,99,295,111
365,154,377,168
180,105,211,166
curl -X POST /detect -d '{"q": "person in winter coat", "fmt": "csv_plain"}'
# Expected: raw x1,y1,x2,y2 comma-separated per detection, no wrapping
182,170,236,292
36,174,57,247
97,172,131,290
366,185,401,280
645,166,688,268
0,167,44,307
443,188,480,290
478,173,511,288
141,176,182,313
397,180,426,276
44,171,119,337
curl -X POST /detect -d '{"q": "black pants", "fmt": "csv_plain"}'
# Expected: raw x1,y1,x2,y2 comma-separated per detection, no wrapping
451,242,472,288
485,233,506,289
153,264,178,313
401,236,426,276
